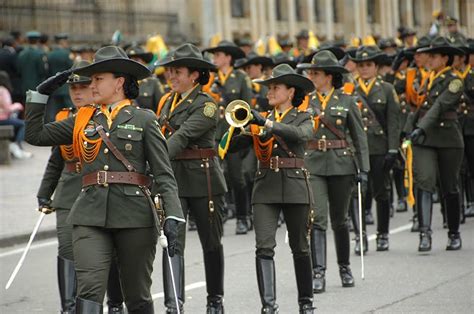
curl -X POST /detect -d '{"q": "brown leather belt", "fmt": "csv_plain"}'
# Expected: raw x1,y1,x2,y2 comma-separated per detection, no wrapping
259,157,304,171
64,161,82,173
306,139,348,152
82,171,152,187
174,148,217,160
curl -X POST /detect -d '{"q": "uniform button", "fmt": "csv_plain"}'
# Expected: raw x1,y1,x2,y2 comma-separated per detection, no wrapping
296,171,300,174
343,151,347,155
258,171,261,175
322,135,326,139
321,112,325,116
135,191,140,195
435,91,439,96
144,92,148,96
440,122,444,127
83,141,88,147
232,89,236,93
377,99,381,103
273,144,278,148
402,109,406,113
201,164,204,167
363,108,368,113
127,134,132,138
337,112,341,115
81,188,84,192
464,110,468,115
304,152,308,156
104,148,109,154
321,124,325,128
363,127,368,131
379,130,384,134
106,132,110,137
104,165,109,170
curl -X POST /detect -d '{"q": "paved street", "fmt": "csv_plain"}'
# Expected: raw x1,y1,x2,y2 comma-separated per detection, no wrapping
1,146,473,313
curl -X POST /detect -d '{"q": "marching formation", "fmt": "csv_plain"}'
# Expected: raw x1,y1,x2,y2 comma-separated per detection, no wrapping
1,15,472,314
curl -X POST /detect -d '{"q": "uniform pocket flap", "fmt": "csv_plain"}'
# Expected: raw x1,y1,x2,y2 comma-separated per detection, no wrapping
123,185,145,196
285,168,306,179
117,128,143,141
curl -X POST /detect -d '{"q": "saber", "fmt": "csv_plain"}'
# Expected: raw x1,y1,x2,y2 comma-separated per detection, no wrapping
5,212,46,289
159,234,180,314
357,181,365,280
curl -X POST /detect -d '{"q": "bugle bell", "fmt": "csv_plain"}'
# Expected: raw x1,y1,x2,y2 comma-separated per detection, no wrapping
224,100,253,128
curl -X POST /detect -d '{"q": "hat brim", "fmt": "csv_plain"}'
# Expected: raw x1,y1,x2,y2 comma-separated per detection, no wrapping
349,53,384,63
254,74,315,94
235,56,274,68
66,77,91,85
74,58,151,80
303,47,346,63
417,45,464,55
297,63,348,73
202,46,246,59
128,52,154,64
155,57,216,70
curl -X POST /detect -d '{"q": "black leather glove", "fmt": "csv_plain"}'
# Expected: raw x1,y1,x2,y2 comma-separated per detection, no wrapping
36,69,73,95
384,152,398,171
37,197,54,214
409,128,425,144
250,109,267,126
355,171,369,194
163,219,180,257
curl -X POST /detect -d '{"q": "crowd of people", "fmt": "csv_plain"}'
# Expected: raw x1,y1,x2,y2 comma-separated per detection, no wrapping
2,11,473,314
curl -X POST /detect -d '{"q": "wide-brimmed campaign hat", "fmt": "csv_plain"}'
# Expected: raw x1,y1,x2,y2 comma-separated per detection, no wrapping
392,49,414,71
234,52,274,69
349,45,384,63
417,36,464,55
301,44,346,64
450,37,471,54
406,35,432,53
272,53,297,68
67,60,92,84
254,64,314,94
126,45,154,64
74,46,150,80
297,50,348,73
155,43,216,70
202,40,246,60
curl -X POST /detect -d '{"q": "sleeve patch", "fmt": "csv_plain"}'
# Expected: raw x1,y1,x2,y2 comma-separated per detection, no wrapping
203,102,217,118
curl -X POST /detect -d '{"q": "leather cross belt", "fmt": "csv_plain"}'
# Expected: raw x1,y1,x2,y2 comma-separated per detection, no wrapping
259,157,304,171
64,161,82,173
82,171,152,187
174,148,217,160
306,139,348,151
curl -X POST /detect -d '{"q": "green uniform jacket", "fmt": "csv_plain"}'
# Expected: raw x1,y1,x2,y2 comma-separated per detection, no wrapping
357,78,400,155
412,70,464,148
25,91,184,228
305,89,370,176
47,47,73,98
37,146,82,209
158,87,227,198
459,67,474,136
17,46,48,94
229,107,313,204
136,77,165,112
213,69,253,139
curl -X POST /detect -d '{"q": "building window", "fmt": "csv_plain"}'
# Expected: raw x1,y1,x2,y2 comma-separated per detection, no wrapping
231,0,245,18
296,0,303,21
367,0,376,24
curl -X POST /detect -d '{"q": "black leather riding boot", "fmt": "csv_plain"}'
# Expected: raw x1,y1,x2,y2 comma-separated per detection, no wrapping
256,256,279,313
204,247,224,314
57,256,76,313
417,188,433,252
445,193,462,250
76,298,103,314
163,253,185,313
310,227,326,293
293,255,314,313
333,226,354,287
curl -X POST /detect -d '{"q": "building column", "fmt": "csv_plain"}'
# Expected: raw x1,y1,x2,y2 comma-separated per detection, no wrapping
392,0,400,35
258,0,267,38
406,0,414,29
325,0,334,40
432,0,441,11
452,0,460,20
307,0,315,32
268,0,276,36
221,0,232,40
354,0,361,37
466,0,474,36
250,0,258,41
213,0,223,39
379,0,387,37
287,0,296,39
360,0,368,37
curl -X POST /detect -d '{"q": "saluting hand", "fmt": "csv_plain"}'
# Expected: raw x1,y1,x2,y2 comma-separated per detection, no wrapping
249,109,267,126
36,69,73,95
163,219,181,257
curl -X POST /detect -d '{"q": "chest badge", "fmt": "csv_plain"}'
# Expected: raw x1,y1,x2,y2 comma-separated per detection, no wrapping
203,102,217,118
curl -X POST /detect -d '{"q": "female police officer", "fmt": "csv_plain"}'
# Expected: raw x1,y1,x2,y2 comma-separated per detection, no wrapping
298,50,370,293
408,37,465,251
155,44,227,313
228,64,315,313
25,46,184,313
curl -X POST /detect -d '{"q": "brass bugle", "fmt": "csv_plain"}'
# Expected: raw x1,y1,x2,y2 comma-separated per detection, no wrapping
224,100,254,128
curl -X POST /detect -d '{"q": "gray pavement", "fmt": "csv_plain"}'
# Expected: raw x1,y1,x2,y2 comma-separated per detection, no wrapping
0,143,57,245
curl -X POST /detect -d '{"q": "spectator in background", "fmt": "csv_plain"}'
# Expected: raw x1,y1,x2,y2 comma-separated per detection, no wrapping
0,36,22,105
0,71,32,159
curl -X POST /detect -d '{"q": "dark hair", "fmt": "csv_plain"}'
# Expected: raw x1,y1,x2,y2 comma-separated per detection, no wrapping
446,54,454,66
288,86,306,107
188,67,211,85
113,73,139,99
324,71,344,89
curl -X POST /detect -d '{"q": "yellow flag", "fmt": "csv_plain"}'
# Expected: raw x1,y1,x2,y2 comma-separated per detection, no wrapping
362,35,376,46
210,33,222,48
255,38,266,56
268,36,282,56
308,31,319,50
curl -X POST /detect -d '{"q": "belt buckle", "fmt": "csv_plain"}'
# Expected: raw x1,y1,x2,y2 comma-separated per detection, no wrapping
318,138,327,152
96,170,108,186
269,156,279,172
